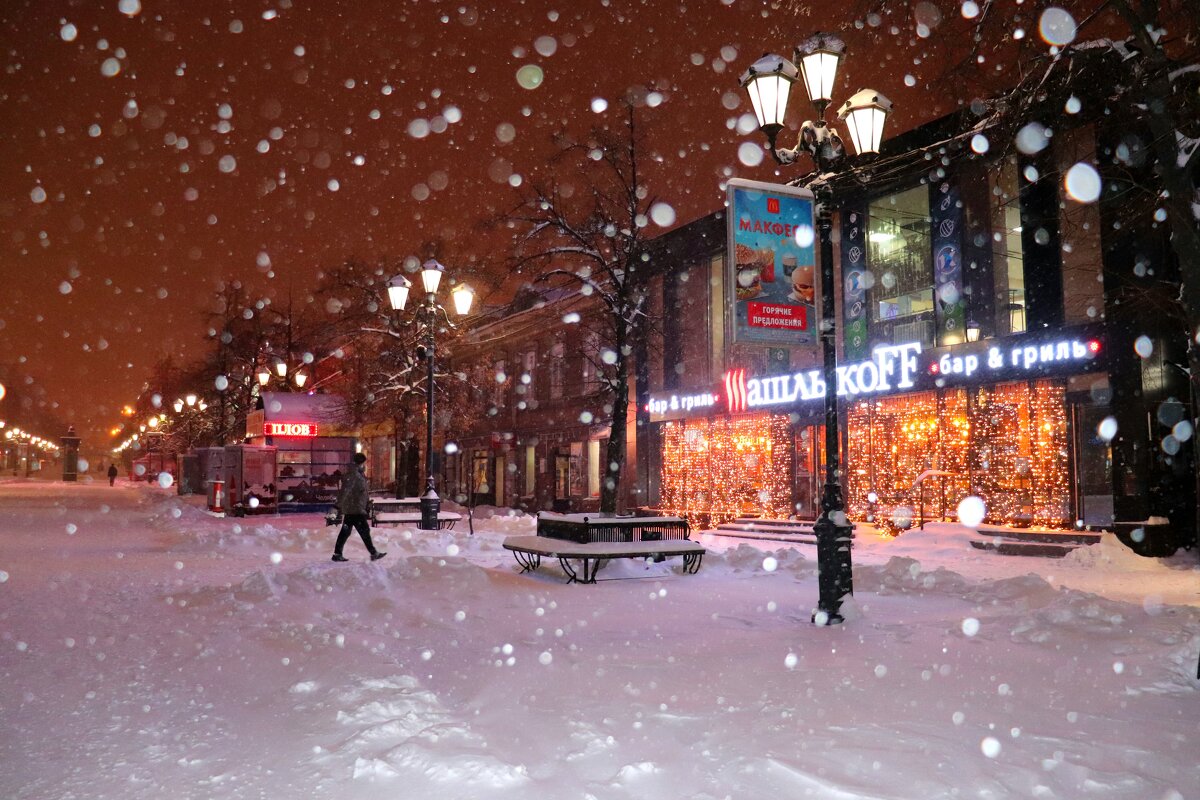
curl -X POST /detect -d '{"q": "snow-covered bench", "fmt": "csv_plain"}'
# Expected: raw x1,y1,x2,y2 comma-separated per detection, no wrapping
372,510,461,530
502,535,705,584
367,497,461,529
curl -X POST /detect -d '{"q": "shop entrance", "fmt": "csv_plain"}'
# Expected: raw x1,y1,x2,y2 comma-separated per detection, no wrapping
793,424,826,520
552,452,572,512
1073,404,1114,526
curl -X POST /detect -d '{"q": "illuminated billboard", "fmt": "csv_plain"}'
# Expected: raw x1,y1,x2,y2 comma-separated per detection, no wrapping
726,178,818,348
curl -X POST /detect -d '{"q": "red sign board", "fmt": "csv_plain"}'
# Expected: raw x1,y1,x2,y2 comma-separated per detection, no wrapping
264,422,318,437
746,301,808,331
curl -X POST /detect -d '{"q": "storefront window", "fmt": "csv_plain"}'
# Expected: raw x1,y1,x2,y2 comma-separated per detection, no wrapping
846,379,1070,529
991,159,1027,335
868,186,934,347
659,413,792,528
524,444,536,496
276,439,354,504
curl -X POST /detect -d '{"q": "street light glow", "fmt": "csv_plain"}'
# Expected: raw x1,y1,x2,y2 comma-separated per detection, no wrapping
387,274,411,311
420,259,445,295
838,89,893,155
451,283,475,316
739,53,797,145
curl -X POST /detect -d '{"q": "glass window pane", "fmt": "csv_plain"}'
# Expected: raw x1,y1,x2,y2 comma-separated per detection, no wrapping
867,186,933,346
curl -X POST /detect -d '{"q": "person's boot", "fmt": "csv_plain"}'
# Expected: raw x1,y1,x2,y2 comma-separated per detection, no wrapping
370,551,387,561
331,554,349,562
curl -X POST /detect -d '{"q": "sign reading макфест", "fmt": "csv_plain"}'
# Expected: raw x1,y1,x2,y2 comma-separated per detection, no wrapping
726,178,818,348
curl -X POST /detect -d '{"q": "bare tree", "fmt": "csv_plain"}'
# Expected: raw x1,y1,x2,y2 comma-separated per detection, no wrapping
505,104,663,513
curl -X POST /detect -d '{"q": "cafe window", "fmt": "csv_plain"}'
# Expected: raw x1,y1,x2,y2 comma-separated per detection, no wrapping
588,439,601,497
524,444,536,495
868,186,934,346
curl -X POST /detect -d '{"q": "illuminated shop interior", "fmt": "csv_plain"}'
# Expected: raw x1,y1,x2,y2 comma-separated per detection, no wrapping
868,186,935,347
845,378,1071,528
660,413,793,528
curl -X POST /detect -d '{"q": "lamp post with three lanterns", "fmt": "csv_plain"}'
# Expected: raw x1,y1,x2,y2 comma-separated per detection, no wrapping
740,33,894,624
387,260,475,531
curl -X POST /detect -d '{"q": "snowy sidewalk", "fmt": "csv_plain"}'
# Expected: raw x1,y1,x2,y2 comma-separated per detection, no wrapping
0,482,1196,800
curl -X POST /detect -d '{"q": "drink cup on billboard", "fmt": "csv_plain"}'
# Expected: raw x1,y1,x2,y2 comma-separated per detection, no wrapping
781,253,797,277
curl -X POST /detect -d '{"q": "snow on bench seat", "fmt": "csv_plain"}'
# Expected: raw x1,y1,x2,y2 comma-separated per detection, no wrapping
503,535,705,584
373,511,461,530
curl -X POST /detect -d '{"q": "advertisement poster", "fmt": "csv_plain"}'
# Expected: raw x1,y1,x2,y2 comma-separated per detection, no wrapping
841,204,869,361
931,182,965,344
726,178,818,347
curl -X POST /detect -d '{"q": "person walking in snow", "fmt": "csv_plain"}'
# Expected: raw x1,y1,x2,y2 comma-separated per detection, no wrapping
107,464,119,486
332,452,385,562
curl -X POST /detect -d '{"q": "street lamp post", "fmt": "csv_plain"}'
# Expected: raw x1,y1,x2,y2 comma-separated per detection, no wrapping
741,33,893,624
388,260,475,530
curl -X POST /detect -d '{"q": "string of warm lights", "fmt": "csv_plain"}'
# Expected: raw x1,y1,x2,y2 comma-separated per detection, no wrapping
845,378,1070,528
659,413,793,528
1,423,61,453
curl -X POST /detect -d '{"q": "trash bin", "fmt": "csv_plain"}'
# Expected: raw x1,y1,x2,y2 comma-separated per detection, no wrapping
208,480,225,513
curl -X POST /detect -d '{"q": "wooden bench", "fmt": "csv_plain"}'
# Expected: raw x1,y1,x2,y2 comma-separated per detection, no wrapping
503,535,705,584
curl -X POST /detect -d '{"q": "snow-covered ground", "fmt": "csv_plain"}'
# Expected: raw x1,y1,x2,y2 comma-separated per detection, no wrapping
1,479,1196,800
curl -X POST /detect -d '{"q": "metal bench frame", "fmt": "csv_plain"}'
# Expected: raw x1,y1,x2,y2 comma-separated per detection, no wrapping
503,536,705,584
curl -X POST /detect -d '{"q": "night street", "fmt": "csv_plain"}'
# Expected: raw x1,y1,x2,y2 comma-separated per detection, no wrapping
1,480,1197,798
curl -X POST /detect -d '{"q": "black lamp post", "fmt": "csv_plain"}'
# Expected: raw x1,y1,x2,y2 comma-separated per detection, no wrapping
388,260,475,530
741,33,893,624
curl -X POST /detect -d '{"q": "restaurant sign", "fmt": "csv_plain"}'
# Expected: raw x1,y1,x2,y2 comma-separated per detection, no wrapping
264,422,318,437
646,329,1104,422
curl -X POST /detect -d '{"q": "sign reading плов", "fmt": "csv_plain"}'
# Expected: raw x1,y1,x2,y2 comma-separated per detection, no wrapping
264,422,318,437
727,178,818,348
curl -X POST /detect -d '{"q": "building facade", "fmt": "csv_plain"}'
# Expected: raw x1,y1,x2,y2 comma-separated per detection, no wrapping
639,104,1193,548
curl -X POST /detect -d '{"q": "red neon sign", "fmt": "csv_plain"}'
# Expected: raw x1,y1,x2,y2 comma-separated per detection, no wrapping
724,369,748,414
264,422,318,437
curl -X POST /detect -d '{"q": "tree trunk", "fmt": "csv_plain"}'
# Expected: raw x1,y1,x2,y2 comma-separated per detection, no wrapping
600,320,629,514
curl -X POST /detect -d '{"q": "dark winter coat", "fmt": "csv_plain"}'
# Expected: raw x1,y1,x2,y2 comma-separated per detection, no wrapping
337,464,370,516
107,465,119,478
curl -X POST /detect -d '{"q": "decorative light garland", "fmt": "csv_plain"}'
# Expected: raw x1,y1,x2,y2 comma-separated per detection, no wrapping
845,378,1070,528
660,413,792,529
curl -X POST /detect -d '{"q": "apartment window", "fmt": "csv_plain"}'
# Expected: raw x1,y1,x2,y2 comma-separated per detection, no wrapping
549,341,565,400
581,330,601,393
991,159,1027,334
518,348,536,406
868,186,934,346
491,359,507,408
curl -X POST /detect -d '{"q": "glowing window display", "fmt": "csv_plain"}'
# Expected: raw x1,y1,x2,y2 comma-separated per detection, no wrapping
659,413,792,529
846,378,1070,529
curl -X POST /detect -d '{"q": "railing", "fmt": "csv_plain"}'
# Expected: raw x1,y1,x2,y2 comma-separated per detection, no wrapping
537,513,690,544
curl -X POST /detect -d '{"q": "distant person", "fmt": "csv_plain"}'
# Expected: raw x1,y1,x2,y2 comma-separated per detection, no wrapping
332,452,385,563
107,464,119,486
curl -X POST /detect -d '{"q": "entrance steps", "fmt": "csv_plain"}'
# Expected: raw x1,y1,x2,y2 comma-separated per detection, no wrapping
707,517,818,544
967,526,1102,558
